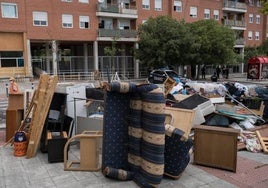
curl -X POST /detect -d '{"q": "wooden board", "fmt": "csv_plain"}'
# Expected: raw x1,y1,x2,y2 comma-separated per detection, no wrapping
256,127,268,154
8,93,24,110
164,77,176,96
26,75,58,158
165,107,195,139
193,125,240,172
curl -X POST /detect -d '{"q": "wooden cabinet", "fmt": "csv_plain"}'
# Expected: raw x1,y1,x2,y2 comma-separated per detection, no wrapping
193,125,240,172
8,93,24,110
6,109,24,142
6,93,24,142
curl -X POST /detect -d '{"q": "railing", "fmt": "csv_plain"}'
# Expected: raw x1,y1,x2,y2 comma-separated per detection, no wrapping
31,55,148,80
235,38,245,45
121,7,137,15
98,4,119,13
56,70,143,82
98,4,137,15
98,29,137,38
224,19,246,28
223,0,247,10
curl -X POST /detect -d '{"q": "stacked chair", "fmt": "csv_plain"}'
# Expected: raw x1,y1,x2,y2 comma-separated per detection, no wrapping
101,82,193,187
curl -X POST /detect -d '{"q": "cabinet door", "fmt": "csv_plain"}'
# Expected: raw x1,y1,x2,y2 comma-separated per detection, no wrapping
6,109,23,142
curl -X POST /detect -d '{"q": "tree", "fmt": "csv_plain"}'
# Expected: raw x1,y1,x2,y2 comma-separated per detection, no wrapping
188,20,236,67
244,46,259,63
104,35,124,81
257,39,268,55
260,0,268,14
135,16,194,69
135,17,236,78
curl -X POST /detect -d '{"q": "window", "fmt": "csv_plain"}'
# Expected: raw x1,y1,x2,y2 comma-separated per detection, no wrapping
62,0,72,2
248,31,253,40
249,0,254,6
174,1,182,12
62,14,73,28
213,10,219,20
190,6,197,18
255,31,260,40
142,20,147,24
79,16,89,29
99,19,113,29
249,14,253,23
256,0,261,7
0,51,23,67
155,0,162,11
142,0,150,9
1,3,18,18
79,0,89,3
118,19,130,30
256,15,260,24
33,11,48,26
204,9,210,19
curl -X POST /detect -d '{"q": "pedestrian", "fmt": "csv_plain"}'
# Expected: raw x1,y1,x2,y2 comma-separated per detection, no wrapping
216,66,221,79
211,72,218,82
9,77,20,94
201,65,206,79
225,67,229,79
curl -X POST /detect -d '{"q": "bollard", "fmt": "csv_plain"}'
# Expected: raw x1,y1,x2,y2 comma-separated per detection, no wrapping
6,83,8,97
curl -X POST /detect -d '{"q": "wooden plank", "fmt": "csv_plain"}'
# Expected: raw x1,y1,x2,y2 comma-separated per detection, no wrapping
26,75,58,158
164,77,176,96
256,130,268,154
26,75,50,157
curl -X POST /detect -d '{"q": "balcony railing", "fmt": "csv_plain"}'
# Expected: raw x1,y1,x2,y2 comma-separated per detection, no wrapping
235,38,245,45
224,19,246,28
223,0,247,11
98,4,119,13
97,4,137,15
98,29,137,38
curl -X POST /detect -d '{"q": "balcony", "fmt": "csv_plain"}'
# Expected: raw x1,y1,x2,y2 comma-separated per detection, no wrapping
98,4,119,13
235,38,245,46
97,29,138,41
223,19,246,30
97,4,138,19
222,0,247,13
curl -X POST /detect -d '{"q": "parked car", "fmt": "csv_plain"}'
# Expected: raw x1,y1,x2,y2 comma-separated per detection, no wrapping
148,69,190,84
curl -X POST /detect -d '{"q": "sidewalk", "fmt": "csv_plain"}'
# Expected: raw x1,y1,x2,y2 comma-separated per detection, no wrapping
0,144,267,188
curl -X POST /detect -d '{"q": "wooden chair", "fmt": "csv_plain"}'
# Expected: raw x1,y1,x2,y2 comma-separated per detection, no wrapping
64,131,103,171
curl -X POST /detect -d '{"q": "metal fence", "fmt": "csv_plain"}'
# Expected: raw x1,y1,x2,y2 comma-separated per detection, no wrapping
32,55,148,81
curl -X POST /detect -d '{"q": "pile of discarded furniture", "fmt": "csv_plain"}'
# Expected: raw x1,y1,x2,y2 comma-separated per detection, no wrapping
4,75,268,187
165,78,268,155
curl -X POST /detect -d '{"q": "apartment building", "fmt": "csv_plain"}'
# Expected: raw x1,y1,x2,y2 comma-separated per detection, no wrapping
0,0,267,79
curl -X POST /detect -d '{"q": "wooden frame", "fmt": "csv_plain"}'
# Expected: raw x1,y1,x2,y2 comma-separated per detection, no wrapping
64,131,103,171
165,107,195,140
164,77,176,96
256,127,268,154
